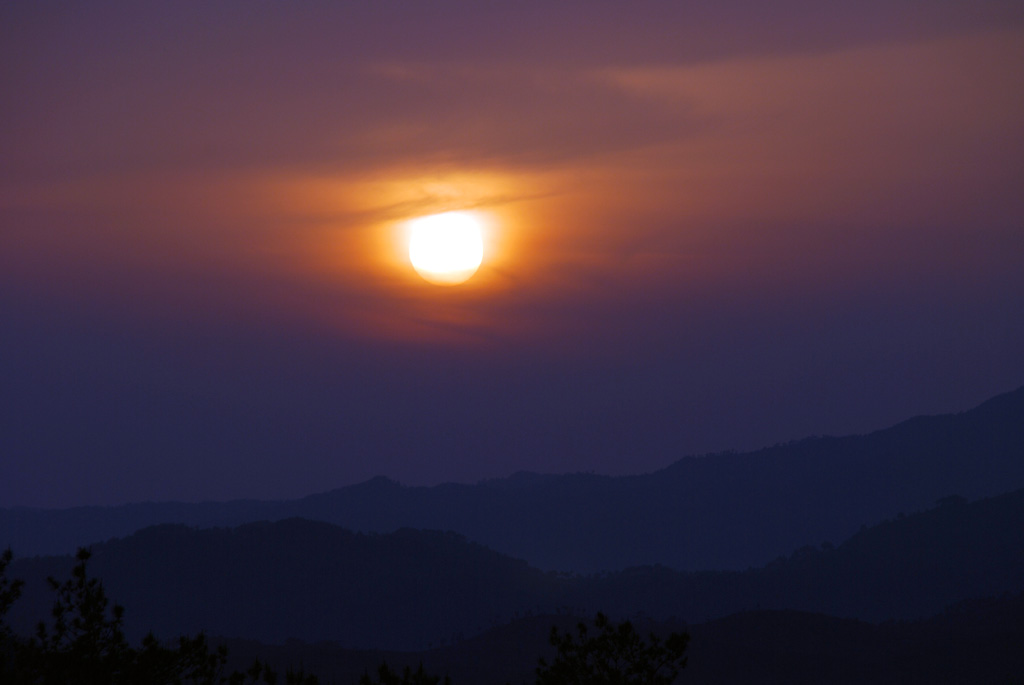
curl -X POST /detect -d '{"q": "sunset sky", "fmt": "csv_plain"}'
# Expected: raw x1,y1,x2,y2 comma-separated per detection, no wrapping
2,1,1023,507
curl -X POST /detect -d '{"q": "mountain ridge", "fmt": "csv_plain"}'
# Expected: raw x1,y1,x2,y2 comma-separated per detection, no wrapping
4,487,1024,651
3,384,1022,571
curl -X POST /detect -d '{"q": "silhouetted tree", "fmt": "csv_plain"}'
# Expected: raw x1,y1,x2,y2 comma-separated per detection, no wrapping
536,612,688,685
28,548,135,681
0,548,318,685
359,661,450,685
1,548,25,674
0,549,22,624
235,657,318,685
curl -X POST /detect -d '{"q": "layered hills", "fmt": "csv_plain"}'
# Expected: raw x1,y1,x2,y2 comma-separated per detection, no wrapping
5,488,1024,650
3,385,1023,572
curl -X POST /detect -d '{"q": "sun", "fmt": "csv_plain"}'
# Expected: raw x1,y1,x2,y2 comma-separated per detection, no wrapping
408,211,485,285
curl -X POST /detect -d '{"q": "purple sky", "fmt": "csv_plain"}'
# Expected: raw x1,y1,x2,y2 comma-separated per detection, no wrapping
2,1,1023,507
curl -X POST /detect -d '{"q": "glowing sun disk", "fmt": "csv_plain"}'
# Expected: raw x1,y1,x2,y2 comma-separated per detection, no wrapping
408,211,485,285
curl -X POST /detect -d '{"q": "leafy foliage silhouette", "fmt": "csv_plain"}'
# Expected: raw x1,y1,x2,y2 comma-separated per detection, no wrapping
535,612,688,685
359,660,451,685
0,548,318,684
1,548,25,674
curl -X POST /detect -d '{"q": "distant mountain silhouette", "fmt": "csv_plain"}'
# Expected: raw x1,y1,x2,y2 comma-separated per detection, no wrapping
567,486,1024,623
685,592,1024,685
4,520,562,650
5,489,1023,650
3,385,1022,571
